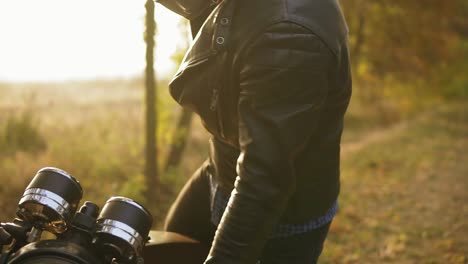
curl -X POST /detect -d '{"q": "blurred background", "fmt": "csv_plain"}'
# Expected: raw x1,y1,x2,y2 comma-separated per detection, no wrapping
0,0,466,263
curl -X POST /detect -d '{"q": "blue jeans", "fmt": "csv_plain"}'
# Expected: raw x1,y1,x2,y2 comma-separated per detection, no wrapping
258,222,331,264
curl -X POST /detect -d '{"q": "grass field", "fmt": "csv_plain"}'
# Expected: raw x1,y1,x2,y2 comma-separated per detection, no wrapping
0,79,210,223
0,81,466,263
322,103,467,263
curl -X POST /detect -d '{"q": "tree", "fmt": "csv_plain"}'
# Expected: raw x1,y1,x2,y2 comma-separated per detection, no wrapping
338,0,466,118
341,0,461,79
164,20,193,174
164,108,193,173
144,0,158,207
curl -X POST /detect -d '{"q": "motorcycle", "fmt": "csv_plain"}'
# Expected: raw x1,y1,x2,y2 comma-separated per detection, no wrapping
0,167,209,264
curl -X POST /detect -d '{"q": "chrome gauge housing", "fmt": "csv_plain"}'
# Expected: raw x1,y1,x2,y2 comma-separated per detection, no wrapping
17,167,83,234
94,197,152,263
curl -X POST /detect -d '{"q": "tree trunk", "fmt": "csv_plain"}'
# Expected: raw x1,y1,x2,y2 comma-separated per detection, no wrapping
144,0,158,207
351,3,367,68
164,109,193,173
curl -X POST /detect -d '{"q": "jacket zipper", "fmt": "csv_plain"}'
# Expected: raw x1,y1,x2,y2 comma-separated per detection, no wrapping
210,86,226,138
210,88,219,111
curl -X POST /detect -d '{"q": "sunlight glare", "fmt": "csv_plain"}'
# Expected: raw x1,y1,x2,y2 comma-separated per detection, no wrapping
0,0,184,82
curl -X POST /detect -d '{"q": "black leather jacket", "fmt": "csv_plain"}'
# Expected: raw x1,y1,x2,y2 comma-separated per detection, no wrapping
158,0,351,262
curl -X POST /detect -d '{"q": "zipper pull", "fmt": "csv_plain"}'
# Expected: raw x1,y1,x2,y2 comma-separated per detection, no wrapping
210,88,219,111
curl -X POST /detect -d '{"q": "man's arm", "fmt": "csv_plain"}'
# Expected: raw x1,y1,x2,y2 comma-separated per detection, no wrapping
154,0,214,22
154,0,215,37
204,22,334,264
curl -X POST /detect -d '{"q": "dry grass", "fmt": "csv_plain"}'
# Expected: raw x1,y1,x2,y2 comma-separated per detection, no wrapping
0,79,209,225
322,103,468,263
0,81,466,263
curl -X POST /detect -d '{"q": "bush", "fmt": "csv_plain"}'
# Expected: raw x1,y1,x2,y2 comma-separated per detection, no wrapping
0,111,47,156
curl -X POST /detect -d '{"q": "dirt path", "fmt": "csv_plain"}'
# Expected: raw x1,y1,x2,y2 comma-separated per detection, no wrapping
321,103,468,264
341,120,409,156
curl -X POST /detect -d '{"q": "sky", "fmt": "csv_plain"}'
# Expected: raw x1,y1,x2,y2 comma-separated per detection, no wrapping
0,0,184,82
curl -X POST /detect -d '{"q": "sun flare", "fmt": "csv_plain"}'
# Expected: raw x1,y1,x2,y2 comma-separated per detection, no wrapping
0,0,184,82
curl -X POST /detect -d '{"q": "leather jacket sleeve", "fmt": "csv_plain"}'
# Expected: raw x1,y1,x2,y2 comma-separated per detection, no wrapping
154,0,216,39
205,22,334,263
155,0,213,20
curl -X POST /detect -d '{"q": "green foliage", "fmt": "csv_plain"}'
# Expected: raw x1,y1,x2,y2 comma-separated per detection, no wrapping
0,111,47,156
120,173,148,205
342,0,462,78
438,41,468,99
338,0,467,123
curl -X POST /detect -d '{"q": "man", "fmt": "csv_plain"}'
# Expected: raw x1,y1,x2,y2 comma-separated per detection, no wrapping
156,0,351,263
